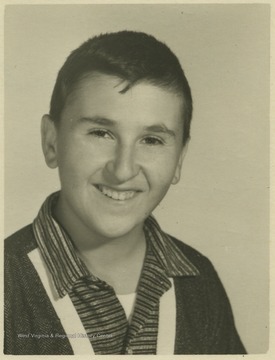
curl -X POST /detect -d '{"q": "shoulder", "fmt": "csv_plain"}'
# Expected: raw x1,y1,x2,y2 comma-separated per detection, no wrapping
168,236,246,354
169,235,216,275
5,225,40,299
168,234,231,309
168,235,227,298
5,224,37,258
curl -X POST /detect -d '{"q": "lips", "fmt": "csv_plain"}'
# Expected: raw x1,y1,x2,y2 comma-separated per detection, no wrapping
96,184,136,201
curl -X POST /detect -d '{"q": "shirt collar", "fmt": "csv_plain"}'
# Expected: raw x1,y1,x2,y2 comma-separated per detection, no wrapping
144,216,199,277
32,192,91,298
33,192,199,299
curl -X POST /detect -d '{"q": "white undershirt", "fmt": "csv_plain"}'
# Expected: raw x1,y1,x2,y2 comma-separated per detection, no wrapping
117,292,137,321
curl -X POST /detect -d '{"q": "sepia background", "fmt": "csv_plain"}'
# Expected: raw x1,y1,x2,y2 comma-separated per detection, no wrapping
4,4,270,353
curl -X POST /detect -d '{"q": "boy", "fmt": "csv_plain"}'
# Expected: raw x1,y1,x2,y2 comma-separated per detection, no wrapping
4,31,246,355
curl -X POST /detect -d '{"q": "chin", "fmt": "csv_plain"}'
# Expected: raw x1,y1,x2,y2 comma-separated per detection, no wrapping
93,220,142,240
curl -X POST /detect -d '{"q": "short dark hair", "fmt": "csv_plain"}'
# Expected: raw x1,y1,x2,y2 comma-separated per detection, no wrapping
50,31,193,146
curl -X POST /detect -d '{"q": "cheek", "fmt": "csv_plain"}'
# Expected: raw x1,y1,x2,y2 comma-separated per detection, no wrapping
57,135,89,167
144,166,176,201
56,146,89,187
148,154,179,181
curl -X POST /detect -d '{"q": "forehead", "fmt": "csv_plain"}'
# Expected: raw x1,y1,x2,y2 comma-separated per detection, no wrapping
61,73,184,127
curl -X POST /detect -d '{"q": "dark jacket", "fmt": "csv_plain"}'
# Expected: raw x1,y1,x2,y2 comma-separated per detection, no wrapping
4,224,246,355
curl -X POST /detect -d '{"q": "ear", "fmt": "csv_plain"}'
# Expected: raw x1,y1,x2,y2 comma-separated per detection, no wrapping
41,114,58,169
171,142,189,185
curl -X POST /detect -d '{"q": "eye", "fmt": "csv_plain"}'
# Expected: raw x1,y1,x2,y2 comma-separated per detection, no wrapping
88,129,113,139
142,136,164,146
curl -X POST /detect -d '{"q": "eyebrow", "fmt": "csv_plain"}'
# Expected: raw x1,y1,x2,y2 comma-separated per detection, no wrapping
77,116,176,138
77,116,115,126
144,124,176,138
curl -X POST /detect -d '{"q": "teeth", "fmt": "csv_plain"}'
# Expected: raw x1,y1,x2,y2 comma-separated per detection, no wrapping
98,185,135,201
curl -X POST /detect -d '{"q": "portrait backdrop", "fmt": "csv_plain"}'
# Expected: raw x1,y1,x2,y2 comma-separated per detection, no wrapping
4,4,270,353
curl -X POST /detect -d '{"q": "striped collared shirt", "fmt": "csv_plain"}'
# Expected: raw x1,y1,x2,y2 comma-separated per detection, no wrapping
33,192,199,354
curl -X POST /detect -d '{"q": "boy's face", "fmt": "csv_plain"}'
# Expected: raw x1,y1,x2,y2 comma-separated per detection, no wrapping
43,73,187,241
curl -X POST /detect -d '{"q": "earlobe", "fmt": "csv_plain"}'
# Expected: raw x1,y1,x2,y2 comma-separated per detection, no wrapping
41,114,58,169
172,143,188,185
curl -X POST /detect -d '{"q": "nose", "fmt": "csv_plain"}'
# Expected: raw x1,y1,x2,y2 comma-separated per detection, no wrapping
104,143,140,184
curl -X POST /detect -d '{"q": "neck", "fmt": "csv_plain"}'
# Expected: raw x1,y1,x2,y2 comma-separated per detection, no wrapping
76,227,146,268
53,197,147,282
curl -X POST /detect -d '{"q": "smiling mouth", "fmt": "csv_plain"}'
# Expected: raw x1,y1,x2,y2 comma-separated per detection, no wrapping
95,185,137,201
